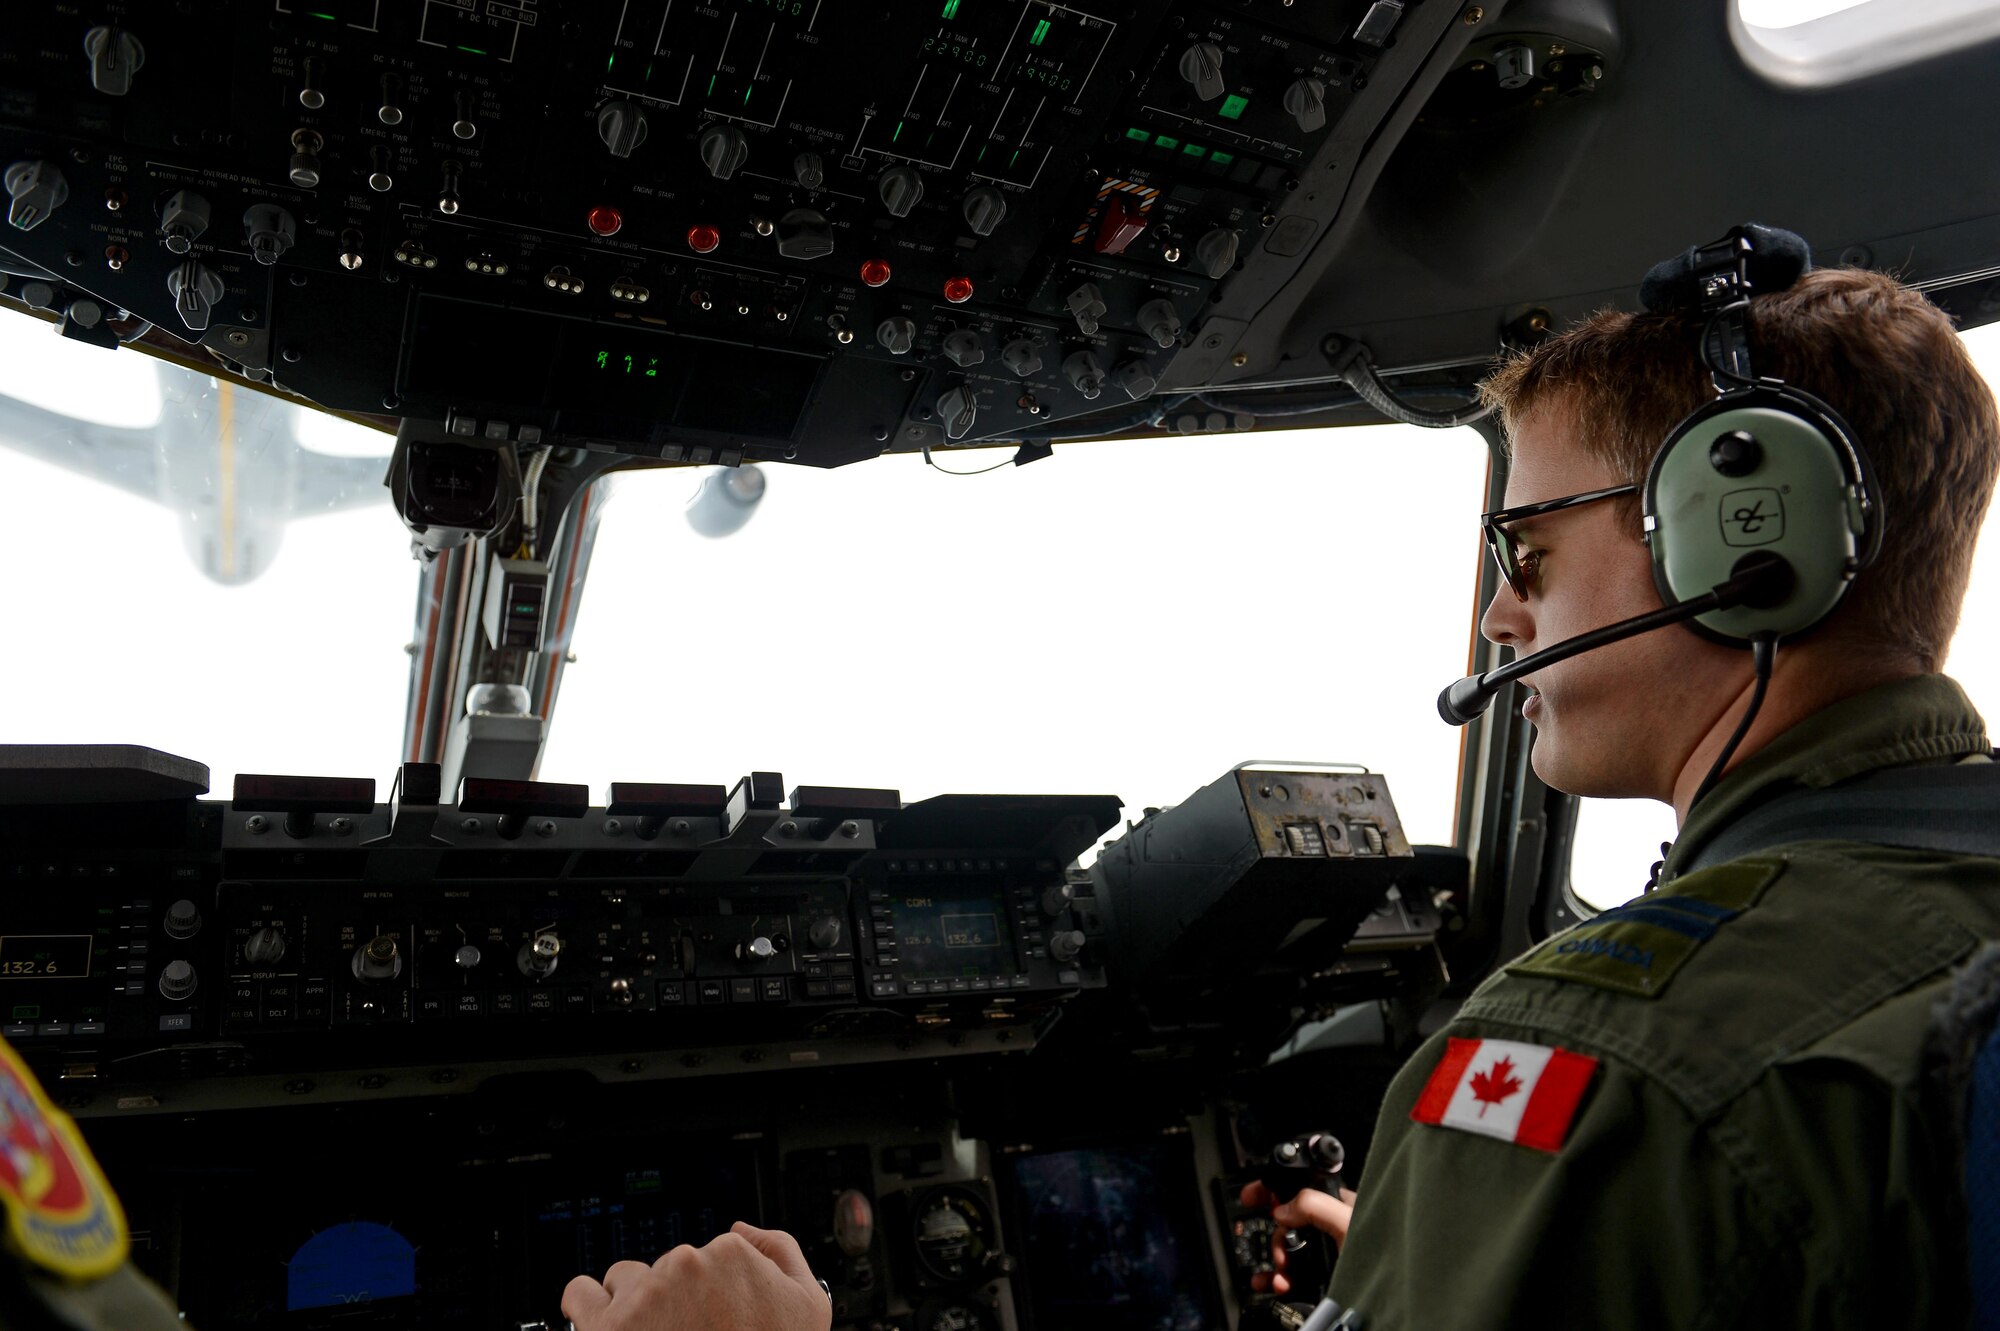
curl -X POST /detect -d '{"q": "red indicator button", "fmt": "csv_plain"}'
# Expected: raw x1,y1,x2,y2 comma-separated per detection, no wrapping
859,258,892,288
1093,195,1149,255
587,206,624,237
687,224,721,254
942,276,975,304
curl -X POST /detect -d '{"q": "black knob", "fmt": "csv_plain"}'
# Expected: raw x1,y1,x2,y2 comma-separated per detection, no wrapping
244,926,288,966
1049,930,1086,963
163,898,202,940
808,916,843,951
1709,430,1762,477
352,935,403,985
158,959,198,1001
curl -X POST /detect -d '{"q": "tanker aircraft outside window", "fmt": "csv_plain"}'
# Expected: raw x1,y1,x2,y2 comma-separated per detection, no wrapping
1569,320,2000,910
0,312,1487,860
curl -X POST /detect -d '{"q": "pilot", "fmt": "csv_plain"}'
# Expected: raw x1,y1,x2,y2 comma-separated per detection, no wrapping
559,253,2000,1330
0,1037,183,1330
1247,257,2000,1325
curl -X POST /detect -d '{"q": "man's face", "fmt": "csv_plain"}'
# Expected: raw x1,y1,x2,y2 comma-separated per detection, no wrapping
1479,398,1744,800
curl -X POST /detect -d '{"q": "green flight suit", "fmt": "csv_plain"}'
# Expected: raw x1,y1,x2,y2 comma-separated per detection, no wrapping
1329,674,1999,1329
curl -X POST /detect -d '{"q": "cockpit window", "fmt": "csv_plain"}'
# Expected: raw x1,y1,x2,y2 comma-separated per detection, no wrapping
1,315,407,785
1570,319,2000,911
539,426,1491,855
1731,0,2000,88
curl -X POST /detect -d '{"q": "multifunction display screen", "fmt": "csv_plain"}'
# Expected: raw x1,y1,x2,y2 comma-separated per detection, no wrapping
886,889,1013,979
0,935,92,979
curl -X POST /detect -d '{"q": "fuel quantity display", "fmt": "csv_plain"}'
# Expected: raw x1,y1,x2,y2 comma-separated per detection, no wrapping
0,935,93,979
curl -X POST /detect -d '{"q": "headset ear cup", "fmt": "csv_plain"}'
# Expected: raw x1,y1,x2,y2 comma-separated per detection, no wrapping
1643,387,1871,646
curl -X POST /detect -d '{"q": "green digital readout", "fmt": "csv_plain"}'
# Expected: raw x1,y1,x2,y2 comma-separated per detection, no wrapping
594,350,660,378
1219,93,1250,120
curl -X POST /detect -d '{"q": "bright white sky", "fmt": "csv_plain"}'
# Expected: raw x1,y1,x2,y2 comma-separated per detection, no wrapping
1,310,1997,905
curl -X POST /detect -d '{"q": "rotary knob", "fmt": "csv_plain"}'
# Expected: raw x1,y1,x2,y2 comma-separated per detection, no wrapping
808,916,843,951
243,926,288,966
941,329,984,368
1000,338,1043,378
877,317,917,356
960,185,1007,237
1041,882,1075,917
1064,282,1107,335
1283,77,1328,133
1194,227,1240,280
738,935,778,963
167,259,225,333
163,898,202,940
1178,42,1225,101
158,188,211,255
1115,359,1158,400
877,165,925,218
352,935,404,985
455,944,483,970
1062,349,1105,401
1136,298,1182,350
937,385,977,440
597,100,650,158
776,207,834,261
243,204,296,267
794,151,826,190
1049,930,1086,963
699,124,750,180
4,161,68,231
83,26,145,97
158,959,198,1002
518,933,562,978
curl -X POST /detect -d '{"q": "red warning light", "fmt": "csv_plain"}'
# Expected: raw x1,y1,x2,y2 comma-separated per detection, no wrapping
586,206,624,237
942,276,975,304
859,258,893,288
686,224,721,254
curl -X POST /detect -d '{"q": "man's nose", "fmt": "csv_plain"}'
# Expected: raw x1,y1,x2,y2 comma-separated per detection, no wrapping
1480,586,1531,648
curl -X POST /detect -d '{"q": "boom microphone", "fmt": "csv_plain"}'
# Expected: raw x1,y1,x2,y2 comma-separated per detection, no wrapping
1437,555,1792,726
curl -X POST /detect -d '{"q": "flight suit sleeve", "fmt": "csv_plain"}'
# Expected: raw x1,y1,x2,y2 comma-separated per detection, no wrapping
1326,1015,1958,1331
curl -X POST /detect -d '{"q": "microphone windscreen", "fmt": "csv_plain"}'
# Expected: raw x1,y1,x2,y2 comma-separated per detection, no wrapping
1639,224,1812,313
1437,674,1496,727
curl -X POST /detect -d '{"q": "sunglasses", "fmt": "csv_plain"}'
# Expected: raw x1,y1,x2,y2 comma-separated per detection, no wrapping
1481,483,1639,601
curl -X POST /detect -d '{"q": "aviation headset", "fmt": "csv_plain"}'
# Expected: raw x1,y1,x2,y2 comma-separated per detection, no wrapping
1637,223,1885,646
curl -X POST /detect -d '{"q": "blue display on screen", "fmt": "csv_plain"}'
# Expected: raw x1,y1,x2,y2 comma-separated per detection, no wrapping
285,1221,418,1311
1005,1145,1222,1331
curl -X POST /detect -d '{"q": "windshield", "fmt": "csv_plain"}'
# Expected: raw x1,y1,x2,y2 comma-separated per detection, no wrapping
0,311,1488,846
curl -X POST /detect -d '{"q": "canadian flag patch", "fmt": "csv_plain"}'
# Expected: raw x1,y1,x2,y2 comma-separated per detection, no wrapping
1409,1037,1598,1153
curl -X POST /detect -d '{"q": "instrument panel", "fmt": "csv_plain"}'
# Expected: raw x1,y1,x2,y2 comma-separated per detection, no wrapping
0,0,1449,464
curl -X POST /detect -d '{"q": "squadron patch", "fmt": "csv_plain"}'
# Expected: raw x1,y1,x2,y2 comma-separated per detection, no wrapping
1410,1037,1598,1152
0,1039,127,1280
1507,857,1786,998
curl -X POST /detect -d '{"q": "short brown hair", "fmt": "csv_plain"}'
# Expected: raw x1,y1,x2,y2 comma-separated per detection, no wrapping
1481,267,2000,670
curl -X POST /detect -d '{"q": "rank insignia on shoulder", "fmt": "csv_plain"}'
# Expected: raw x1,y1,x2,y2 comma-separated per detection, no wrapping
0,1039,128,1280
1506,858,1785,999
1410,1037,1598,1153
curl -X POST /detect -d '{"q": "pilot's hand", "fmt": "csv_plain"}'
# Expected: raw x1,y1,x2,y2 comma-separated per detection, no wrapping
1237,1180,1356,1295
562,1221,833,1331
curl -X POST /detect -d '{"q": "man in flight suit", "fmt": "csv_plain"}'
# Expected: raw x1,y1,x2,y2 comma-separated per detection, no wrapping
564,261,2000,1329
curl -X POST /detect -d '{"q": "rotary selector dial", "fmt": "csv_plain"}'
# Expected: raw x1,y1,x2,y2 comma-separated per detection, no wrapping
243,926,288,967
352,935,403,985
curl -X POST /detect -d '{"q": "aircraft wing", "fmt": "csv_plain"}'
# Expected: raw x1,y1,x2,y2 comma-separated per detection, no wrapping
293,448,393,517
0,391,158,501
